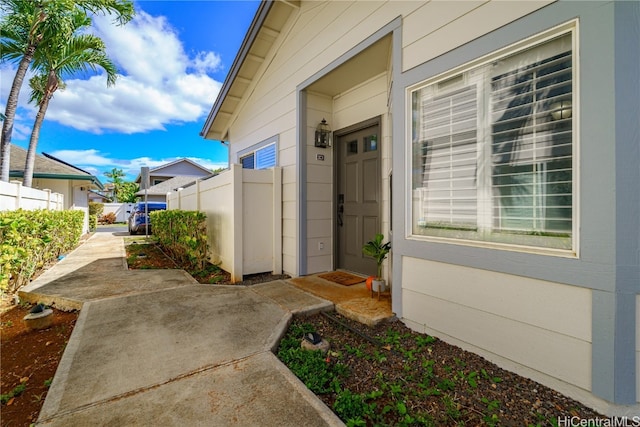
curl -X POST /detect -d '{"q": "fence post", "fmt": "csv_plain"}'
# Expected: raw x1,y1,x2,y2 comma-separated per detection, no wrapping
272,167,282,275
231,164,243,282
11,181,21,210
44,189,52,210
196,179,201,211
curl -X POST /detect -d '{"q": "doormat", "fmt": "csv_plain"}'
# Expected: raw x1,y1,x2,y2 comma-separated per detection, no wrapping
318,271,366,286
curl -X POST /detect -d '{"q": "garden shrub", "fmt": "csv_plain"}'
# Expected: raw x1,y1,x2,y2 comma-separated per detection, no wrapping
98,212,116,224
151,210,208,271
0,209,84,294
88,202,104,217
89,214,98,231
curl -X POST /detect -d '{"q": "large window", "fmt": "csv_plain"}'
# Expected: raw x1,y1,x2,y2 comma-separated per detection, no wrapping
410,30,575,251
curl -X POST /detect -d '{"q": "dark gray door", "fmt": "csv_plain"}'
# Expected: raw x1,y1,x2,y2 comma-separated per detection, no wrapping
336,124,380,275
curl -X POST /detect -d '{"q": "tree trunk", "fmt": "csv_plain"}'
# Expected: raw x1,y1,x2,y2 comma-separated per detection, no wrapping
23,91,53,188
1,45,38,182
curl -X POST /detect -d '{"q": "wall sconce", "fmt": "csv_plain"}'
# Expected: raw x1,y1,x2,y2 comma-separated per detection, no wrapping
550,100,572,121
315,118,332,148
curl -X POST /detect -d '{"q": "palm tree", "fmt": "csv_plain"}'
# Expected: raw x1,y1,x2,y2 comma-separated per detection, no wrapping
23,11,117,188
0,0,134,182
104,167,125,202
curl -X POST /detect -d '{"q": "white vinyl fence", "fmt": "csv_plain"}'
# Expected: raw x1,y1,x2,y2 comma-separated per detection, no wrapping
0,180,64,211
102,203,135,223
167,164,282,282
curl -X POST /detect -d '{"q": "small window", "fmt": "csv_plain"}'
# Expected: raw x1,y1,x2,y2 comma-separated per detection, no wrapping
347,140,358,155
255,143,276,169
409,29,575,252
364,135,378,152
241,153,255,169
239,139,278,170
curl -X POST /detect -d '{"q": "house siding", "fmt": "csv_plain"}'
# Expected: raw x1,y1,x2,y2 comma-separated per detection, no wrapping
393,0,639,414
402,257,592,391
227,1,404,276
150,162,210,178
217,0,638,414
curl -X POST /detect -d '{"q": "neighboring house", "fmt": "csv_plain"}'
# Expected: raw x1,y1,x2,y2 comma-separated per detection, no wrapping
200,1,639,416
134,175,205,202
9,144,104,233
88,189,111,203
134,158,211,188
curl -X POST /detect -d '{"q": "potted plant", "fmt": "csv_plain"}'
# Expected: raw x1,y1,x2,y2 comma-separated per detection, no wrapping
362,233,391,292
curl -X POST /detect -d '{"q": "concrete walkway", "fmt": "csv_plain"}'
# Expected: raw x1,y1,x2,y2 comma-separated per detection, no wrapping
20,229,343,426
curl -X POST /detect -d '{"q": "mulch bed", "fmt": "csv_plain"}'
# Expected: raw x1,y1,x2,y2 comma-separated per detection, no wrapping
280,312,606,426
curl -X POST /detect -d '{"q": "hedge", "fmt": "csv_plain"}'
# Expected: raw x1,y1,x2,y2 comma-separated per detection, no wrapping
0,209,84,294
150,210,209,271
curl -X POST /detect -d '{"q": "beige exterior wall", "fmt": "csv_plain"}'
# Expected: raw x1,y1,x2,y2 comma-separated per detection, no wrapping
33,178,72,209
402,1,553,71
402,257,593,392
224,0,551,277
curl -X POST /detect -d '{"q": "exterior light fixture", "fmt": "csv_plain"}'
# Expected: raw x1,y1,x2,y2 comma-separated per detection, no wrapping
550,100,572,121
315,118,332,148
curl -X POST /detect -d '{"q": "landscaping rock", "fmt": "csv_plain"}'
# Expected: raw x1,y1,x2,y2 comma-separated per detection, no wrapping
23,308,54,330
301,338,330,354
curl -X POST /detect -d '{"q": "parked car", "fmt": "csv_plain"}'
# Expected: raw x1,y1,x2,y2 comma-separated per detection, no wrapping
128,202,166,235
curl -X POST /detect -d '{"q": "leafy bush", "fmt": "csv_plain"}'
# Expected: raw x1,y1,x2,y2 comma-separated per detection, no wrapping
277,322,344,395
89,214,98,231
98,212,116,224
150,210,208,271
0,209,84,294
88,202,104,216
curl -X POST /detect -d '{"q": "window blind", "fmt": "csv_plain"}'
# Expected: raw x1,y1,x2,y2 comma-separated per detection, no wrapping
241,153,255,169
491,48,572,233
255,143,276,169
419,85,478,228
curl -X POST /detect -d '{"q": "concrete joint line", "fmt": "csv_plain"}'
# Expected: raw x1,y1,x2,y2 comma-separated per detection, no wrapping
37,350,269,424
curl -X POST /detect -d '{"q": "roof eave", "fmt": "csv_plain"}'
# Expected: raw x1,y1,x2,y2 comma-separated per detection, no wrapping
200,0,276,141
9,172,104,190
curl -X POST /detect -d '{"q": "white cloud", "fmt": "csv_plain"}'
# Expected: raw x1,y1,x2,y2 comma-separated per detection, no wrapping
3,9,223,136
192,51,222,74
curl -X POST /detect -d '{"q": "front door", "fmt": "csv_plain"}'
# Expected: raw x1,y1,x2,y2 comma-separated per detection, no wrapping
336,124,380,276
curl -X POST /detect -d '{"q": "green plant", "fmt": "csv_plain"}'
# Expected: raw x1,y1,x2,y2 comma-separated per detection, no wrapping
0,209,83,293
362,233,390,279
333,389,375,425
1,383,26,404
88,202,104,216
89,214,98,231
150,210,209,271
481,397,500,426
442,394,461,421
277,322,342,394
415,334,436,348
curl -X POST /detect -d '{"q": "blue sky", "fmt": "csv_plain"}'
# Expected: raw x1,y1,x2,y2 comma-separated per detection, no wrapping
0,0,260,183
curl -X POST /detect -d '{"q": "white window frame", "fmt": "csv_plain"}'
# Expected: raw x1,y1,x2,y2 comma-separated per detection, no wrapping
406,22,579,256
237,136,278,170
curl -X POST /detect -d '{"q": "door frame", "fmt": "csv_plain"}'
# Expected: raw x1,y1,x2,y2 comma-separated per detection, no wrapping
333,116,383,272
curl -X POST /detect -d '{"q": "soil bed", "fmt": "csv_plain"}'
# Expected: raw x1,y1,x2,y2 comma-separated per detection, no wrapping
278,312,605,426
1,305,78,427
125,240,289,285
